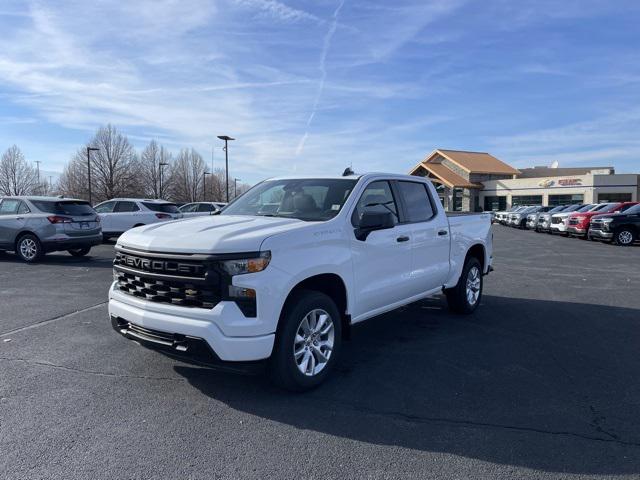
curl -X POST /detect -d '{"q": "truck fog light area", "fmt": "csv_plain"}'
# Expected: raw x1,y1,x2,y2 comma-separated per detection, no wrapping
229,285,256,298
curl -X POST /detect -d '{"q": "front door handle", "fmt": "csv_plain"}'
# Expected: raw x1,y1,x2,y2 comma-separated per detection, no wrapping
396,235,410,243
438,230,448,236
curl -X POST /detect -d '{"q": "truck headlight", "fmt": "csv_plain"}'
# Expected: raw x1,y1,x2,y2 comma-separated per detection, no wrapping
220,251,271,276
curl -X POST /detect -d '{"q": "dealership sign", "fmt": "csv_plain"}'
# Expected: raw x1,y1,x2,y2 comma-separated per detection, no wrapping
558,178,582,186
538,178,583,187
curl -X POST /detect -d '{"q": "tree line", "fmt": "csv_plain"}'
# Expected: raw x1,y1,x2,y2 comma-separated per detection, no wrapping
0,124,250,204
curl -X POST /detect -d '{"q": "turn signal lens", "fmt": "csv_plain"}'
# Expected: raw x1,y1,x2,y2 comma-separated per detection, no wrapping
220,251,271,276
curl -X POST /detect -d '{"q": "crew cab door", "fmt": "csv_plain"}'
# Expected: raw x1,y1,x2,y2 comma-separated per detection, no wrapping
396,180,450,295
349,180,413,319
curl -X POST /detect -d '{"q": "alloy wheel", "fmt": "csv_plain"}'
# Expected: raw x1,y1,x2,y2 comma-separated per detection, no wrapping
466,266,481,306
618,230,633,245
293,309,335,377
19,238,38,261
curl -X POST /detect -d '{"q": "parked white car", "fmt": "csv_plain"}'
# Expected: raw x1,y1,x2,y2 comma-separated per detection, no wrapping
549,204,594,235
178,202,226,218
94,198,183,239
109,173,493,391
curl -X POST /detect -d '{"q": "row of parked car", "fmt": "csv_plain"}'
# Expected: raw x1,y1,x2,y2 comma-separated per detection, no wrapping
493,202,640,246
0,196,226,262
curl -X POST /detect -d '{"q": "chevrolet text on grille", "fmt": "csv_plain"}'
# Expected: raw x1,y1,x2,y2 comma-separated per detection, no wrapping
115,252,204,275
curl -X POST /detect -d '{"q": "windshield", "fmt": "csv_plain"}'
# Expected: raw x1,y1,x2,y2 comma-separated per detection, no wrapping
221,178,358,221
623,204,640,214
577,204,595,212
549,206,566,213
592,203,614,212
31,200,95,216
142,202,180,213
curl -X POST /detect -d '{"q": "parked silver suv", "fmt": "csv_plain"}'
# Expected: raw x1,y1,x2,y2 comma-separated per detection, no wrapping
0,196,102,262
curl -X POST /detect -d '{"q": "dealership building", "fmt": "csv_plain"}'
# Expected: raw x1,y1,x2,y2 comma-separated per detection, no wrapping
410,149,640,212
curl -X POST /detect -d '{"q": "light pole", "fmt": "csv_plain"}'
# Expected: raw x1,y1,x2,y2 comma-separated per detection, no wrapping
86,147,99,205
234,177,241,198
34,160,41,195
159,162,169,199
217,135,235,202
203,171,211,201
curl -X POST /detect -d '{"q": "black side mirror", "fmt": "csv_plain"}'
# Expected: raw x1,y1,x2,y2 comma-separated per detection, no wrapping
355,210,395,241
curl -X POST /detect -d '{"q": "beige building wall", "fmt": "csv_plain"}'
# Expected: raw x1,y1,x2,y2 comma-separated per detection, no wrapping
479,173,640,208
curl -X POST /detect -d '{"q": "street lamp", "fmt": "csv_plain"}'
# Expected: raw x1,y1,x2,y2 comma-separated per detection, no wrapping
203,171,211,201
159,162,169,199
234,177,241,198
217,135,235,202
86,147,99,205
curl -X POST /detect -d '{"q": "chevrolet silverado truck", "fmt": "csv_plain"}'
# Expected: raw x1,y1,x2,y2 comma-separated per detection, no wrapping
109,173,493,390
566,202,637,239
588,203,640,245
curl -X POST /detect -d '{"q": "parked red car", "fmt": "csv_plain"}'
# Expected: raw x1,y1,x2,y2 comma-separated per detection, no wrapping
566,202,638,238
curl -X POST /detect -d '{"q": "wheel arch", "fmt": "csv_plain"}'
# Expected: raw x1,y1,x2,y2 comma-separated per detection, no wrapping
14,230,40,250
280,273,351,340
466,243,486,273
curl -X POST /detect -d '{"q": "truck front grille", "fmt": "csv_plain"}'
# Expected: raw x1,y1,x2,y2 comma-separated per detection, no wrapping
551,217,563,224
568,218,579,225
114,270,220,309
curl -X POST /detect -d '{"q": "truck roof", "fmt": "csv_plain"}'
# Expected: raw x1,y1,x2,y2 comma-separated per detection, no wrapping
265,172,428,182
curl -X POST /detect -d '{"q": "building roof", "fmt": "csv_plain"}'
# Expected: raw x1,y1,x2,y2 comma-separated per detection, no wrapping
435,149,521,175
415,163,483,189
516,166,614,178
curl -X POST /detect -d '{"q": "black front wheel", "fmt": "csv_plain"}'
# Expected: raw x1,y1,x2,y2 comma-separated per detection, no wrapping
445,257,483,314
614,228,636,246
68,247,91,257
270,290,342,392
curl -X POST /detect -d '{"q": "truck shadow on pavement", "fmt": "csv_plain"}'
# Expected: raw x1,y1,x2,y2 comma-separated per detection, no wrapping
174,295,640,476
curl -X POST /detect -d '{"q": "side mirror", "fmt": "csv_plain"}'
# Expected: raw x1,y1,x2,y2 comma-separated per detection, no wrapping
355,210,395,241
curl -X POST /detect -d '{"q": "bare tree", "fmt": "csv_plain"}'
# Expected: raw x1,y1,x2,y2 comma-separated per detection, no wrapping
0,145,38,196
139,140,173,199
170,149,207,203
58,125,140,203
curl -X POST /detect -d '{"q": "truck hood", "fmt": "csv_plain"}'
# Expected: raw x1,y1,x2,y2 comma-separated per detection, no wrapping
117,215,308,254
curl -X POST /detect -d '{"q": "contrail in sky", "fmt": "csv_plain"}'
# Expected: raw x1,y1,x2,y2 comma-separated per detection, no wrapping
295,0,345,157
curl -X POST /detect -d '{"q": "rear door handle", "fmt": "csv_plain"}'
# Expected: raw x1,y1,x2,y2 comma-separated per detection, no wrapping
438,230,448,236
396,235,410,243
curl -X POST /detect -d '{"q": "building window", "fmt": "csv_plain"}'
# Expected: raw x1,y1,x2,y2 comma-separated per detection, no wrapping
453,188,463,211
597,193,632,203
548,194,584,206
512,195,543,206
483,196,506,211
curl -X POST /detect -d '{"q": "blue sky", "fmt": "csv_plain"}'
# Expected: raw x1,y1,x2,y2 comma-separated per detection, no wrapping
1,0,639,184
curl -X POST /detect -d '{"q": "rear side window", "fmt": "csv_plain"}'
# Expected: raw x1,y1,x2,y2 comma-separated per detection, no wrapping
94,201,115,213
115,201,140,213
31,201,94,216
398,181,435,222
142,202,179,213
0,199,20,215
197,203,214,213
17,202,30,214
179,203,198,213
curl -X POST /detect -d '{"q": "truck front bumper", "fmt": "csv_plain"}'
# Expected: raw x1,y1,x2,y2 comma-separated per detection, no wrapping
588,229,613,241
109,286,274,362
567,226,587,236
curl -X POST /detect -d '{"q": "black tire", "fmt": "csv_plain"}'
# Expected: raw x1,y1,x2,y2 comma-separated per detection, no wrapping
15,234,43,263
445,257,483,314
614,227,636,246
68,247,91,257
270,290,342,392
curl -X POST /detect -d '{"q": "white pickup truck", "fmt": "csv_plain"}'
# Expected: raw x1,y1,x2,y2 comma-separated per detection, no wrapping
109,173,493,390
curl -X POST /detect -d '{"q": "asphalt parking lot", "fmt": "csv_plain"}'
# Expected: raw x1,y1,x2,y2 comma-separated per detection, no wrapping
1,228,639,479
